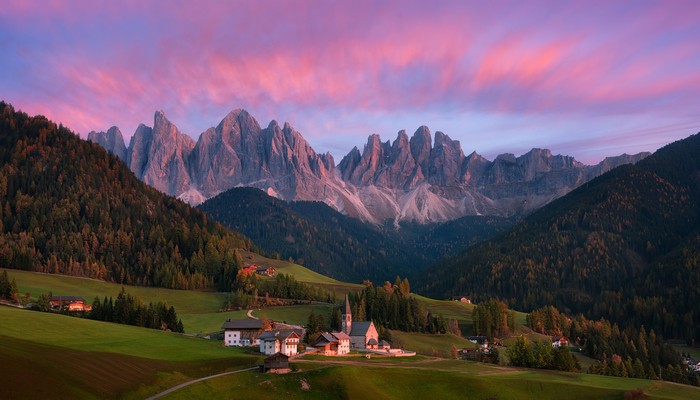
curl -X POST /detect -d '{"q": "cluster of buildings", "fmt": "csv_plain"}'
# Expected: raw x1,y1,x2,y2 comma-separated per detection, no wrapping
240,264,276,277
222,296,391,358
49,295,92,312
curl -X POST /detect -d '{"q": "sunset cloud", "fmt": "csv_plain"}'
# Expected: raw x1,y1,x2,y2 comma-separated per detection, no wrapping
1,0,699,163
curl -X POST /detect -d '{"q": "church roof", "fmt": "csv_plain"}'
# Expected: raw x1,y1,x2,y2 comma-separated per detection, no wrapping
349,321,374,337
345,295,351,315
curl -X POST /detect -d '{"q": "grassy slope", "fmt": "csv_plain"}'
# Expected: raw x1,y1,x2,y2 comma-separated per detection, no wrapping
3,268,232,334
0,306,260,400
4,267,529,338
243,251,363,297
3,306,699,400
162,363,700,400
389,330,477,358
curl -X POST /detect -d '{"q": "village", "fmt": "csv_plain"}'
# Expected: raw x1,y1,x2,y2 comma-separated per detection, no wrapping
223,295,415,373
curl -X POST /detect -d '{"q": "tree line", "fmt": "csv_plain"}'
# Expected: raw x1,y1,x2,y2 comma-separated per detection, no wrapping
527,305,695,385
90,287,184,332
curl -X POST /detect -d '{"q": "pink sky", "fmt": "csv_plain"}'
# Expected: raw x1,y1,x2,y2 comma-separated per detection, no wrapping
1,0,699,163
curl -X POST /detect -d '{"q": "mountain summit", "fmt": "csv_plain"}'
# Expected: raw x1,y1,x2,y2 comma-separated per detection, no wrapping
91,110,649,225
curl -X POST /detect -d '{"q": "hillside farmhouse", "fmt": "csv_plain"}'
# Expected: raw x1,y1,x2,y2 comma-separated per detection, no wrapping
50,295,91,312
342,295,381,350
448,296,471,303
240,264,276,277
260,329,300,356
261,352,290,373
552,336,570,348
222,319,264,347
255,266,276,276
314,331,351,355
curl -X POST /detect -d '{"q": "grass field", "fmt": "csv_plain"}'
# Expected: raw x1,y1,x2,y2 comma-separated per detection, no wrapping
389,330,477,358
243,251,363,297
0,306,261,399
158,362,700,400
251,303,336,326
3,304,700,400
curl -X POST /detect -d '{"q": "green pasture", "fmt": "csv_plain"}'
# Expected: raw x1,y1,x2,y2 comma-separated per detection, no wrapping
158,363,700,400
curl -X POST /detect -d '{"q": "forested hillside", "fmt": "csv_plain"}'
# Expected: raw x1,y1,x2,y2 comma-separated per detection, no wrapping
420,133,700,342
198,187,511,282
0,102,252,290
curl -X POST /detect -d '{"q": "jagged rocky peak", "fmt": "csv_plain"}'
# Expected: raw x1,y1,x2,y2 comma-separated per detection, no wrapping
88,126,127,161
429,131,464,186
338,146,362,181
410,126,432,176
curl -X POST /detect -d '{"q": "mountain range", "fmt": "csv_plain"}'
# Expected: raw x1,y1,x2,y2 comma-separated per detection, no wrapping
89,110,649,225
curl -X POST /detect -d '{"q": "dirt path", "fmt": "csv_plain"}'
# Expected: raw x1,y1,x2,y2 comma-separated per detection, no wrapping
246,309,258,319
145,366,258,400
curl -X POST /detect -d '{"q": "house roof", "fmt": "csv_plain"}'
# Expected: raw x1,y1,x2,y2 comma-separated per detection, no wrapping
349,321,374,337
367,338,378,345
260,329,300,341
50,296,84,302
222,319,262,330
316,333,336,346
552,336,569,342
264,352,290,362
331,331,350,341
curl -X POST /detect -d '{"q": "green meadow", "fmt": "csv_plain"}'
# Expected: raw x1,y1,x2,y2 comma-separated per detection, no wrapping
2,278,700,399
157,363,700,400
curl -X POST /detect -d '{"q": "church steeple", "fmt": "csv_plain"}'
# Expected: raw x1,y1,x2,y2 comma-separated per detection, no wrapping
342,295,352,335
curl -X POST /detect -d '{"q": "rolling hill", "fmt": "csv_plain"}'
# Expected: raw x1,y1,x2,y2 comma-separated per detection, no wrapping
0,102,252,290
419,132,700,342
198,187,512,282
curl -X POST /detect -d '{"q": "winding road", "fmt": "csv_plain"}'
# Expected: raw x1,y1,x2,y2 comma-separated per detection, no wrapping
145,366,258,399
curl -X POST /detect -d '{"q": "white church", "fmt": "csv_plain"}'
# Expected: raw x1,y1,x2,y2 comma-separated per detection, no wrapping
342,295,380,349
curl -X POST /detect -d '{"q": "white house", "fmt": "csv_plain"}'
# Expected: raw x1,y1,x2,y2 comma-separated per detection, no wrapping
315,332,351,356
260,329,300,356
552,336,570,348
222,319,263,347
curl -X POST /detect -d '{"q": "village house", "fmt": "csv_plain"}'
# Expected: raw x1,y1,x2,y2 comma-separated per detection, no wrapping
222,319,264,347
261,352,290,373
552,336,570,348
468,336,488,348
50,295,91,312
260,329,300,356
342,295,381,350
255,266,276,276
240,264,259,275
314,332,351,356
448,296,471,303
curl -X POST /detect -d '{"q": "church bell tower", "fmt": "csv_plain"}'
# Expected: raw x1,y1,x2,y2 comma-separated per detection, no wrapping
342,295,352,335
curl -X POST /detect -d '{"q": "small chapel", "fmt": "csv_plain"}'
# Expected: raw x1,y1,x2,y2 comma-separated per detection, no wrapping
342,295,380,349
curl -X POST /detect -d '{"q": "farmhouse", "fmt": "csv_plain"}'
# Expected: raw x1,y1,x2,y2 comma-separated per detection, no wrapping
448,295,471,303
241,264,259,275
342,295,380,350
260,329,300,356
222,318,264,347
255,266,276,276
314,332,351,355
468,336,488,348
552,336,570,348
50,295,91,312
261,352,290,373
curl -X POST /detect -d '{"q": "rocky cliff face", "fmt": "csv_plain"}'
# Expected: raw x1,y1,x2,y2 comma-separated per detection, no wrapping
93,110,650,225
87,126,127,161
